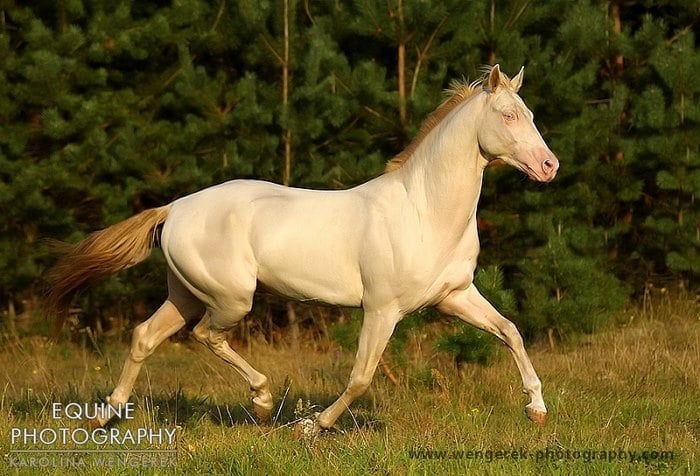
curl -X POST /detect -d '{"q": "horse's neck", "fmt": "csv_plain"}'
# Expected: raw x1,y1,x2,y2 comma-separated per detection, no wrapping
397,99,487,232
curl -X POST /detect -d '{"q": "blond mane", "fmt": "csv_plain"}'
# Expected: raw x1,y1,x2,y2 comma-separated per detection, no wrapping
385,68,513,173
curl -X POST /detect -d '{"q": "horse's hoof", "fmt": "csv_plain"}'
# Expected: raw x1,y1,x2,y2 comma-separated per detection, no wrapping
253,399,272,422
525,406,547,427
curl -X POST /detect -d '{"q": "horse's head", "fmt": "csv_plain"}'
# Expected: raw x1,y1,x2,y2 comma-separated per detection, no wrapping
477,65,559,182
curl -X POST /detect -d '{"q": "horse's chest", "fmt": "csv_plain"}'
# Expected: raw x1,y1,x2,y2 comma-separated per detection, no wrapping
400,228,480,310
428,250,478,301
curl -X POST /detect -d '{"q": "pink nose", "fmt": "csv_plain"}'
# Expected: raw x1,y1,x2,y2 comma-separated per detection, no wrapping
542,156,559,181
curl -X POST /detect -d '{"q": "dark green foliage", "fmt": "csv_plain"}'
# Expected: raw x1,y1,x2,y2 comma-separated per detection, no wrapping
329,310,362,352
474,265,518,317
1,1,697,342
435,327,498,367
516,229,630,340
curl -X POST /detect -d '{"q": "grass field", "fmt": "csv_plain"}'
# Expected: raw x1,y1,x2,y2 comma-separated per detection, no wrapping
1,293,698,475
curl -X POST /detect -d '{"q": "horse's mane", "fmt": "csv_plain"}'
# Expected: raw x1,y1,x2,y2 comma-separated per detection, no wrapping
385,67,513,173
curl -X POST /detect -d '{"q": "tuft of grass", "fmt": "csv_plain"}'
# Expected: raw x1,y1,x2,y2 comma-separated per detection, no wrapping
1,294,698,474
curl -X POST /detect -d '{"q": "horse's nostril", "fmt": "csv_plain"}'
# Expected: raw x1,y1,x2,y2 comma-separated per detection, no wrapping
542,158,558,174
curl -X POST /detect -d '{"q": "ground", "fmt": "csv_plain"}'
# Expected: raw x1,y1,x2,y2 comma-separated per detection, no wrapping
1,294,698,475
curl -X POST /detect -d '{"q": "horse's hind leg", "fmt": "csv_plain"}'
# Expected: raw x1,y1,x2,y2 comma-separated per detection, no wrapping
192,313,273,421
94,273,204,426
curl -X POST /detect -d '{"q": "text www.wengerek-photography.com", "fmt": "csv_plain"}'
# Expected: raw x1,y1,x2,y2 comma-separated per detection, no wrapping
7,402,177,469
407,447,676,464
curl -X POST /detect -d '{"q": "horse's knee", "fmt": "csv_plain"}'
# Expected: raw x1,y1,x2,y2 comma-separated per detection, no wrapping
130,303,186,361
194,325,229,355
498,320,524,348
129,322,152,362
192,319,209,345
345,374,373,399
204,328,228,349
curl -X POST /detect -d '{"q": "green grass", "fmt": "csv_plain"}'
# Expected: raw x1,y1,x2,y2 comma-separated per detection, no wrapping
1,295,698,475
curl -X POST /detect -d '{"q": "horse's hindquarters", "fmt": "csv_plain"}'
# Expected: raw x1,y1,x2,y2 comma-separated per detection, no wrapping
161,180,366,310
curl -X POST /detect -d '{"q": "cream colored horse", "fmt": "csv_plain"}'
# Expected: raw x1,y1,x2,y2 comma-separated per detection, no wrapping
46,65,558,430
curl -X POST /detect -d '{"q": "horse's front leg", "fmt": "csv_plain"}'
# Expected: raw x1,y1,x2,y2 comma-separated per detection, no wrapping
436,284,547,426
317,306,401,430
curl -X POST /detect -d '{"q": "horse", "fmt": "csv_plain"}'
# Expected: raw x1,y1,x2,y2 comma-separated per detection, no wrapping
45,65,558,430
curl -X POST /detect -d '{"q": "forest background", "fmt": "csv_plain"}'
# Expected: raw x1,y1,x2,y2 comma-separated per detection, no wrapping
0,0,698,349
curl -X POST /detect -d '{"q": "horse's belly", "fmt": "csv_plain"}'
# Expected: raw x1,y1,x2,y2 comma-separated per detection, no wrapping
254,217,365,306
256,262,363,307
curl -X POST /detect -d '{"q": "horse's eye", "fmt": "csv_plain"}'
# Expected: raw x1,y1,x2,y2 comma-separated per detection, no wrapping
503,112,517,123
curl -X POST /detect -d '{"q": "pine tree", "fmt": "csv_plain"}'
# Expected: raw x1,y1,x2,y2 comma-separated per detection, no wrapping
0,1,242,323
1,1,695,339
634,22,700,279
516,226,629,345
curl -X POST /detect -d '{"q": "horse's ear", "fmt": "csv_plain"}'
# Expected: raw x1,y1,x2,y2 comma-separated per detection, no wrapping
486,64,501,92
510,66,524,92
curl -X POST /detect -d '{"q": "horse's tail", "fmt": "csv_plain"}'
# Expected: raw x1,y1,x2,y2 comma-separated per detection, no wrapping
44,205,171,332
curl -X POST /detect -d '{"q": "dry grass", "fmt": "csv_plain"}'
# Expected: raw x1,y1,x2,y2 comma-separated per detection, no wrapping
1,294,698,475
